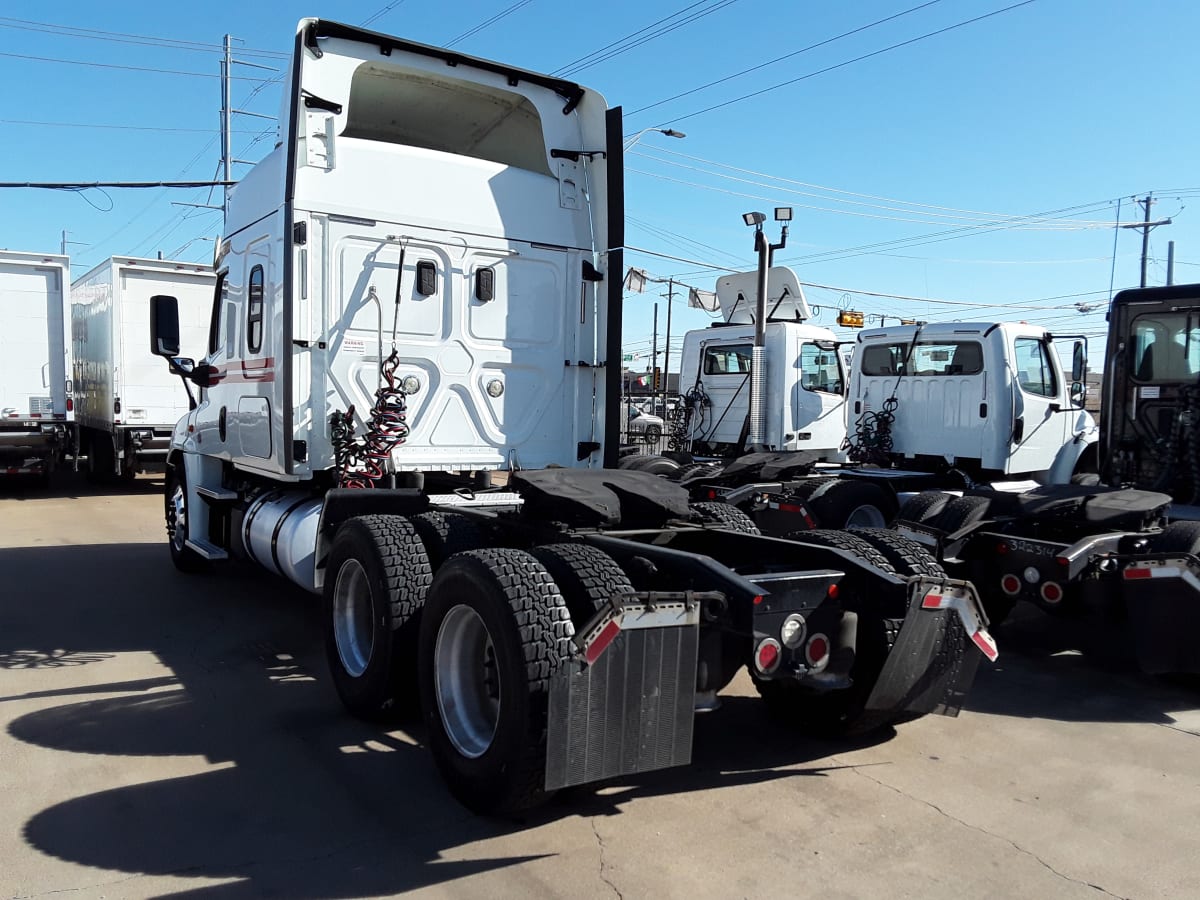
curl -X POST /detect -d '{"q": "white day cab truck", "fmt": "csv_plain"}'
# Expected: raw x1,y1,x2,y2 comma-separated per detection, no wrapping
72,257,214,481
674,315,1200,673
147,19,997,815
0,250,74,482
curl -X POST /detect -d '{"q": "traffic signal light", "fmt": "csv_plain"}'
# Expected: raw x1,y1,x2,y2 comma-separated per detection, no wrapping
837,310,865,328
653,367,662,390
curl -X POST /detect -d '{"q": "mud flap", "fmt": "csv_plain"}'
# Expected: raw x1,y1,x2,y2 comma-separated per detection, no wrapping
1122,557,1200,674
863,577,995,719
545,595,702,791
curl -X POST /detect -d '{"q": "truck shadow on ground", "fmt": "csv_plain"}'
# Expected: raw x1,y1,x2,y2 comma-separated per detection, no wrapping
0,542,890,897
0,469,164,500
965,604,1200,728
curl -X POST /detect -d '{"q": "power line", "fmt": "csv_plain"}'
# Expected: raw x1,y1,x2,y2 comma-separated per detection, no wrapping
447,1,536,47
554,0,742,78
628,0,945,118
0,181,237,189
0,16,287,58
0,117,261,134
0,49,274,79
649,0,1039,128
362,1,413,27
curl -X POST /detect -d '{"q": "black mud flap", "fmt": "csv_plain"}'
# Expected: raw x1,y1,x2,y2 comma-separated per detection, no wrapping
1121,557,1200,674
545,596,701,791
863,577,995,719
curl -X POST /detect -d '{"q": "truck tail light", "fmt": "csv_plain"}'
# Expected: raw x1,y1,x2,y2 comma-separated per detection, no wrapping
66,397,73,412
754,638,782,674
1000,574,1022,595
805,633,830,669
1040,582,1063,604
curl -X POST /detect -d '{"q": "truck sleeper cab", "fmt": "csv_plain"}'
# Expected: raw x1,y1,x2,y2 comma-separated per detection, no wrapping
150,19,994,815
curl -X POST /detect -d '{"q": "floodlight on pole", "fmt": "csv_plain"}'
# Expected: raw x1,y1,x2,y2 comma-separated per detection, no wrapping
774,207,793,222
742,211,766,227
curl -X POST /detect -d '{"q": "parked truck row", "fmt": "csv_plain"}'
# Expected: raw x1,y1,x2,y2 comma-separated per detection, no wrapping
0,250,212,482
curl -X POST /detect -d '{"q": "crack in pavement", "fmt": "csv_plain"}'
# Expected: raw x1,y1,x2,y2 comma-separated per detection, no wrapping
832,756,1132,900
591,816,623,900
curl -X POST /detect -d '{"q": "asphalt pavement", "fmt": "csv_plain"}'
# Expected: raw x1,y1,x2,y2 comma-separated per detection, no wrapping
1,473,1197,899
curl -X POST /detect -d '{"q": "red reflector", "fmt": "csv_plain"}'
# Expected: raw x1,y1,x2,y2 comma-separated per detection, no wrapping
922,593,944,609
1124,568,1153,580
584,619,622,665
30,413,42,419
66,398,73,412
996,542,1009,554
826,583,839,599
1055,556,1070,567
753,594,764,605
756,640,780,673
706,489,717,500
779,503,804,513
1041,582,1063,603
1000,574,1022,595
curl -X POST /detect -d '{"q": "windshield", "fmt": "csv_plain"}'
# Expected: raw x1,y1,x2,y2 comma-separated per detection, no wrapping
1130,311,1200,382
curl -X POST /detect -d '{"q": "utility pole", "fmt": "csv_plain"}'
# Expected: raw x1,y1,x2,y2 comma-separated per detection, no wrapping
1167,240,1176,286
59,229,85,258
220,34,233,217
662,278,674,415
651,301,659,401
1119,195,1172,287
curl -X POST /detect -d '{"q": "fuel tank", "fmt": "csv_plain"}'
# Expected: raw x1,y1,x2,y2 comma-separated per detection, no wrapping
242,489,324,593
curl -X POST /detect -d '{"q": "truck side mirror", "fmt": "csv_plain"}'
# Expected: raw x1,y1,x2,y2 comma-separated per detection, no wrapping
1071,341,1086,382
1070,380,1085,408
150,294,181,357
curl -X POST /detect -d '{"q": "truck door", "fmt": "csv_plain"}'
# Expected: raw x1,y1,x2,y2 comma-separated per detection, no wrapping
693,337,754,450
1007,335,1071,474
793,341,845,452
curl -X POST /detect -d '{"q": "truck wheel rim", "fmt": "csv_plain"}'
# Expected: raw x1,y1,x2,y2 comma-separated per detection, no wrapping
434,604,500,759
845,504,887,528
169,484,187,552
332,559,375,678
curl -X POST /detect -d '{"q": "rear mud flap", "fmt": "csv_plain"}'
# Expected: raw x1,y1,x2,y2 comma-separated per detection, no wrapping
1122,558,1200,674
863,578,991,719
545,598,700,792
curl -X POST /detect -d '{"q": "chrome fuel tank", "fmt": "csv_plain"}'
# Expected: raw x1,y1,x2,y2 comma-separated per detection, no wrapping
242,490,324,593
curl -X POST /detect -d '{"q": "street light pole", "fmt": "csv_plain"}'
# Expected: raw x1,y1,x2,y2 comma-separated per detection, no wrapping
622,127,686,152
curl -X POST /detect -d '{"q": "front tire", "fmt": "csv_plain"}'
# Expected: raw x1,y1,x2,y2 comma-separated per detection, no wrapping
324,515,432,721
419,549,574,814
164,463,208,573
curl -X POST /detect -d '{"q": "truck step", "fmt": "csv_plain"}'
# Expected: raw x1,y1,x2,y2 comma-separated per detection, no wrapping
195,485,239,503
185,539,230,561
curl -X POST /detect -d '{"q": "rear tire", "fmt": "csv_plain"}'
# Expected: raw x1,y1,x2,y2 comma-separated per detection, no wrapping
410,511,485,568
419,549,573,814
935,495,991,533
530,543,632,629
1148,521,1200,554
625,454,682,476
848,528,943,577
805,479,898,529
164,464,208,573
783,528,894,573
897,490,953,523
324,515,432,721
692,501,761,534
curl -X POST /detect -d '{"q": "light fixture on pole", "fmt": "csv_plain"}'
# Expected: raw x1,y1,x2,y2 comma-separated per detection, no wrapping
623,127,687,152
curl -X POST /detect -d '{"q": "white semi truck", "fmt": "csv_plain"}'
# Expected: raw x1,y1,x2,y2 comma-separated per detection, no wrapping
0,250,74,482
148,19,996,814
71,257,214,480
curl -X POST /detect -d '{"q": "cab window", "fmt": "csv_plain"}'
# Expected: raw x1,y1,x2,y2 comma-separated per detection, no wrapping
799,343,843,393
703,343,752,375
1014,338,1057,397
247,265,264,354
208,272,227,356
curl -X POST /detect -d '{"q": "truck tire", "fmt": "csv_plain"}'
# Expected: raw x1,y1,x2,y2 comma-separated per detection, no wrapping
805,479,898,529
164,464,208,574
1070,473,1102,487
934,495,991,533
896,490,952,523
622,454,682,476
531,543,633,629
419,548,573,814
676,462,724,483
1148,521,1200,554
848,528,944,577
783,528,894,574
691,501,761,534
325,515,432,721
410,511,485,568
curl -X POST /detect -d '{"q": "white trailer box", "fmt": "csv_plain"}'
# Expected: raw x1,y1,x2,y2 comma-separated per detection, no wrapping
72,257,214,478
0,250,73,478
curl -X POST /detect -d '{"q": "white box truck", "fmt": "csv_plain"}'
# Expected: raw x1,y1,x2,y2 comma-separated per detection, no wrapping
71,257,214,480
0,250,73,482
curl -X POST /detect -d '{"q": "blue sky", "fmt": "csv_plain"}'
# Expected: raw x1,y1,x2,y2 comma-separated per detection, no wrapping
2,0,1198,370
